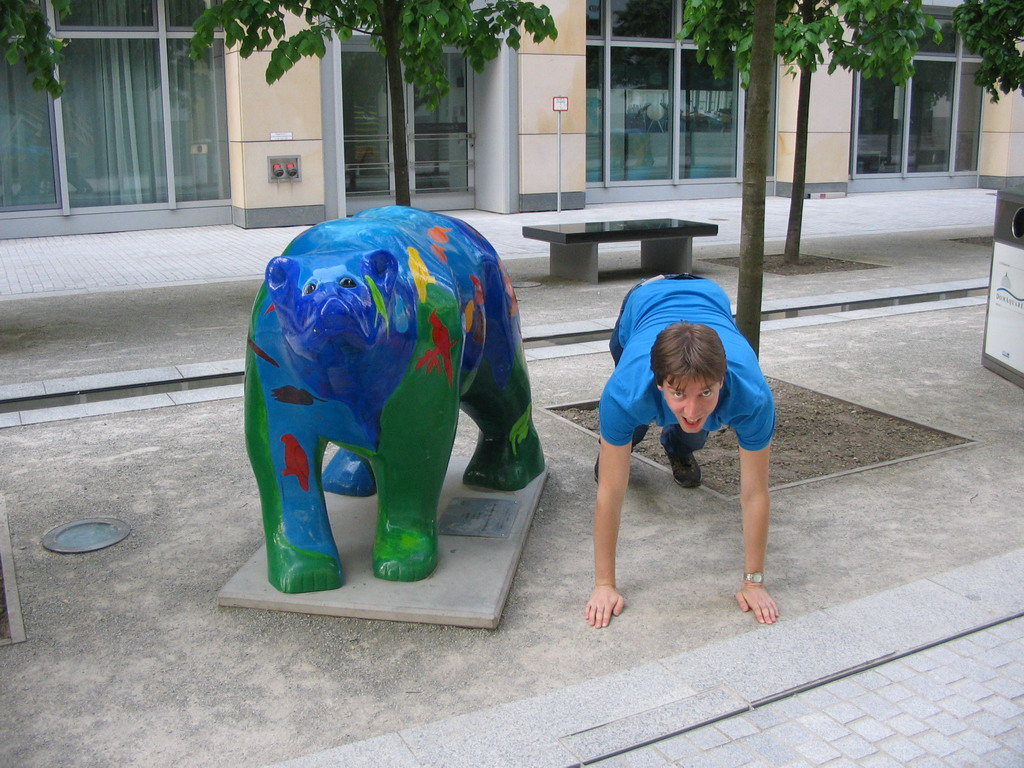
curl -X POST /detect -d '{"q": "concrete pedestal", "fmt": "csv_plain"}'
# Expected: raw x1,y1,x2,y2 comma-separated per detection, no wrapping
218,458,548,628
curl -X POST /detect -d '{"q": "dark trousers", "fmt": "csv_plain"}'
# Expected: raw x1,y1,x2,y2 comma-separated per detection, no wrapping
610,274,709,458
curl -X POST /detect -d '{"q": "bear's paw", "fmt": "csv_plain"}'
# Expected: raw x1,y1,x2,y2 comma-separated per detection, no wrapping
267,535,343,593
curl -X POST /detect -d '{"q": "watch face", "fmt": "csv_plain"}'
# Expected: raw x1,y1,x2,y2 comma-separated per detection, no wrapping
745,572,763,583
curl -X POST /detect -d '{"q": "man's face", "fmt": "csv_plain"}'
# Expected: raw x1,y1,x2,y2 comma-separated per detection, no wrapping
657,376,723,433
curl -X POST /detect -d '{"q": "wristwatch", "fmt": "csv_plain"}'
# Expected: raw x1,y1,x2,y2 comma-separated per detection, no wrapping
743,571,764,585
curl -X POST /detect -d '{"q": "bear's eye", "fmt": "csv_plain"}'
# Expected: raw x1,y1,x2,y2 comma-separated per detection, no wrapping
338,277,358,288
302,280,318,296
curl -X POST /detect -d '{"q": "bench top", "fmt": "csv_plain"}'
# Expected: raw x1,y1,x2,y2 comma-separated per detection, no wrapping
522,218,718,245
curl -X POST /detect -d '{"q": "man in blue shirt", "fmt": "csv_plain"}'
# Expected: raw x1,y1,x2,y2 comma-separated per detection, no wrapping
585,275,779,627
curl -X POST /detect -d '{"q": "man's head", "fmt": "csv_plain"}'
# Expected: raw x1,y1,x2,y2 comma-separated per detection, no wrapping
651,322,727,433
651,322,726,386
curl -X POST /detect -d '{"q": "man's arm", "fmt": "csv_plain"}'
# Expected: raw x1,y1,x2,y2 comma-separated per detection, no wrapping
736,444,779,624
585,439,631,628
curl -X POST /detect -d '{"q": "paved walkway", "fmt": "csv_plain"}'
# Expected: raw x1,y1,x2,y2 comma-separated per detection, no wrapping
274,609,1024,767
0,188,999,300
1,188,1022,767
586,618,1024,768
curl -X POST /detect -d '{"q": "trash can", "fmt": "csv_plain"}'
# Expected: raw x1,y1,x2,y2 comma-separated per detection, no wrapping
982,186,1024,388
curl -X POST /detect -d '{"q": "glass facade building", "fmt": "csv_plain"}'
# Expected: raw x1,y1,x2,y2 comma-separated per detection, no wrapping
1,1,230,232
851,19,984,188
585,0,747,202
1,1,1020,238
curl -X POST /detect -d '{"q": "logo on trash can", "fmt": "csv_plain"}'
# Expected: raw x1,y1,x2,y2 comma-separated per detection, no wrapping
995,273,1024,309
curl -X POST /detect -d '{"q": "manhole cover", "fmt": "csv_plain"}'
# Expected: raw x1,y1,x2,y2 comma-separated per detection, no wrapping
511,281,541,289
41,518,131,553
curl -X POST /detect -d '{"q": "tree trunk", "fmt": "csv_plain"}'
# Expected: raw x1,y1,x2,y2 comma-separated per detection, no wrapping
735,0,776,355
783,23,814,263
380,0,411,207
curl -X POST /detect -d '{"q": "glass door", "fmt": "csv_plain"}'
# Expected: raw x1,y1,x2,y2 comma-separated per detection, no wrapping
341,46,473,211
411,52,472,208
341,50,392,198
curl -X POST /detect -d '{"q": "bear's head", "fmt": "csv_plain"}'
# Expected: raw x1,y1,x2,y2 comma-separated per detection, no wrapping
265,247,417,404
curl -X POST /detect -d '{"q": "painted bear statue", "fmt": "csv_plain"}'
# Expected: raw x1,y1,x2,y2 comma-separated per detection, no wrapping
244,206,545,594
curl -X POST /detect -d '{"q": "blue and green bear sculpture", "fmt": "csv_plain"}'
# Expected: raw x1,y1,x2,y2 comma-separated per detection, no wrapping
244,206,545,593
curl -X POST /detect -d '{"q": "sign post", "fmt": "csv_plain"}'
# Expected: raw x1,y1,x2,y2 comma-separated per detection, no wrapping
552,97,569,213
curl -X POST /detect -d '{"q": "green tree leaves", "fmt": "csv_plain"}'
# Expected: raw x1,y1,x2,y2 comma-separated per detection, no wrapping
2,0,70,97
682,0,939,87
190,0,556,204
192,0,556,108
954,0,1024,102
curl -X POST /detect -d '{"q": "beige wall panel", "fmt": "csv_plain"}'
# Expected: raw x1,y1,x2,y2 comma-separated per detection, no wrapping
805,133,852,183
980,132,1009,177
519,54,586,134
776,132,795,182
224,50,244,143
982,96,1012,134
239,141,324,208
809,68,854,133
228,140,248,206
519,0,585,55
979,92,1024,177
775,131,850,184
233,53,323,142
519,133,585,194
1007,132,1024,176
1011,94,1024,133
775,65,853,135
776,68,798,134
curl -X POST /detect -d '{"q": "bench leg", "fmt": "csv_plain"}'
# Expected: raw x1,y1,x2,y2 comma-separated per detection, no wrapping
641,237,693,275
550,242,600,284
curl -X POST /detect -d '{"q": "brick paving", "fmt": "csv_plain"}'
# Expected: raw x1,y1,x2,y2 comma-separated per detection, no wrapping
595,618,1024,768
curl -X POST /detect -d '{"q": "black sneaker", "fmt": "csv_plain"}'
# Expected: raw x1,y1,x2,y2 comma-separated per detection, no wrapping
669,453,701,488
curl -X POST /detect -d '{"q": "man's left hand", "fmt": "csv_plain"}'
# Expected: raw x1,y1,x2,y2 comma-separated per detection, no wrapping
735,584,779,624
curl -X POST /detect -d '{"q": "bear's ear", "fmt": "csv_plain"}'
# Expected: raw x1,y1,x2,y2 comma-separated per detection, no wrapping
266,257,296,291
361,249,399,294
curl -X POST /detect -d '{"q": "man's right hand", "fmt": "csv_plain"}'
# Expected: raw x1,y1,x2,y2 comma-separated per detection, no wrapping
585,584,625,628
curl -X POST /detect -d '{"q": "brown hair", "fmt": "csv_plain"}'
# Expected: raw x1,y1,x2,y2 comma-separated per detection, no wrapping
650,322,727,386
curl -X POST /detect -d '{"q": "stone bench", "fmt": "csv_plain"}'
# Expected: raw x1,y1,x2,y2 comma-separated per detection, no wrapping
521,218,719,283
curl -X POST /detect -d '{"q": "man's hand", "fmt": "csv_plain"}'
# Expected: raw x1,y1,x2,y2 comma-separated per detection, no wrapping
585,584,625,628
735,583,779,624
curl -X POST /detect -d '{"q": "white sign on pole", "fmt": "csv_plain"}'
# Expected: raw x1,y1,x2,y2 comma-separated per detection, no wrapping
552,97,568,212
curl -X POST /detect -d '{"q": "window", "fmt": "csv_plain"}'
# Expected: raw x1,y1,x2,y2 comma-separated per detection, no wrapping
856,77,905,174
853,21,982,176
610,0,673,40
1,1,230,215
412,53,470,194
586,0,743,188
586,47,604,182
908,60,955,173
342,51,391,196
1,62,59,210
955,62,983,172
168,41,231,202
610,48,672,181
59,1,156,28
341,47,471,198
61,38,168,207
680,50,736,179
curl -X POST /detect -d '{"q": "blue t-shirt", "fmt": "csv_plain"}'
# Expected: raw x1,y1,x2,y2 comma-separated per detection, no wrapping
599,278,775,451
